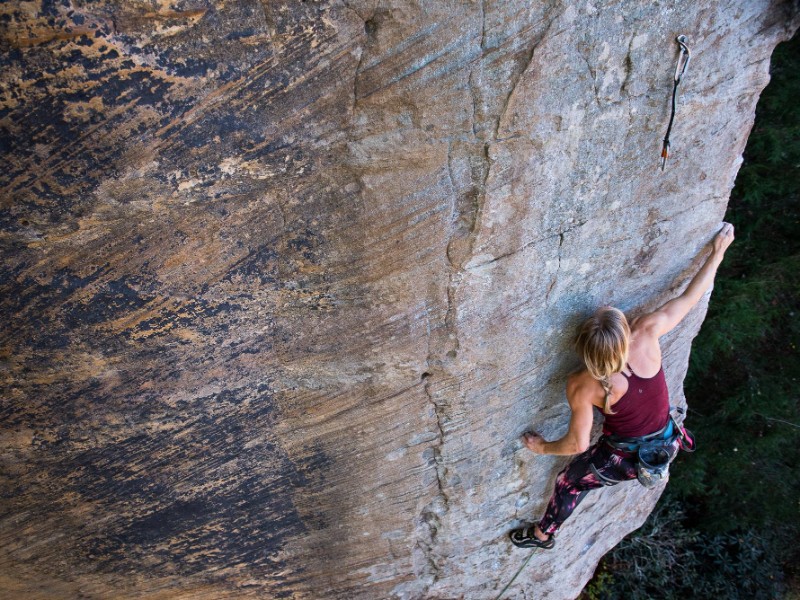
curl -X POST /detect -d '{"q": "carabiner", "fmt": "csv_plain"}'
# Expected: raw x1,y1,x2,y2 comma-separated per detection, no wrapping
674,35,691,84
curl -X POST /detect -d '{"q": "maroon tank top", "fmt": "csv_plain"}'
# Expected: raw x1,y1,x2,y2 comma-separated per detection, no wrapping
602,365,670,437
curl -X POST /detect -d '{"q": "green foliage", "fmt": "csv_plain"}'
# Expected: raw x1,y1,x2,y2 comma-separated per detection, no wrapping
581,501,785,600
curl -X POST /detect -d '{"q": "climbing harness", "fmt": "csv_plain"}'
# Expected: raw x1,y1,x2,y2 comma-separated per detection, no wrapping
603,408,696,488
660,35,691,170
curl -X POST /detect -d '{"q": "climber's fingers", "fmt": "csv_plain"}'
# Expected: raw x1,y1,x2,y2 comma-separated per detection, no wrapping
713,222,735,254
521,431,546,453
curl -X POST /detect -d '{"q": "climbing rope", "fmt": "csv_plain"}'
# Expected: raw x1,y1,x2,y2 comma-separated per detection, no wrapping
660,35,691,170
493,548,538,600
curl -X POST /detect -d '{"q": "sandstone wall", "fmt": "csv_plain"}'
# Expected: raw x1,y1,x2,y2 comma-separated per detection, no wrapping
1,1,798,598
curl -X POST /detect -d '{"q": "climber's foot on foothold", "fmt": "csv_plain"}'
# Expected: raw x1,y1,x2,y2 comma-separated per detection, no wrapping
509,523,555,549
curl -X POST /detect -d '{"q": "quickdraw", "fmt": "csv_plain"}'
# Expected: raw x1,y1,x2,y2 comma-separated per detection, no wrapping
661,35,691,170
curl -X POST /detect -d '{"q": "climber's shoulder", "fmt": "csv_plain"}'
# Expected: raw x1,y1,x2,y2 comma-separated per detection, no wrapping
629,312,663,341
566,370,602,407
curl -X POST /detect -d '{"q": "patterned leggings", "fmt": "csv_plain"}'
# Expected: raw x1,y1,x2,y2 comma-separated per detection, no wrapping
538,442,638,536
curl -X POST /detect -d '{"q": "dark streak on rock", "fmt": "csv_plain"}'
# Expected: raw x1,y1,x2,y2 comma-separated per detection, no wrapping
0,3,357,596
57,386,309,578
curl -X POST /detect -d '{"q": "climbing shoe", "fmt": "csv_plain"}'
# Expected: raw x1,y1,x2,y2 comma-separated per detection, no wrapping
509,523,555,549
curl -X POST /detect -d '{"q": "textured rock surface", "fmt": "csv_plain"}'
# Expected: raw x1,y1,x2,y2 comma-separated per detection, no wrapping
1,1,798,598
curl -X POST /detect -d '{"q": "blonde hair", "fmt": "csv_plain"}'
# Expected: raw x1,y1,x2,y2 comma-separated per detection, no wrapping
575,307,631,414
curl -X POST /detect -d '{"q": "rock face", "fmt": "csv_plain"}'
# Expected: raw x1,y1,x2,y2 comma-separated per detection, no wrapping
1,1,798,598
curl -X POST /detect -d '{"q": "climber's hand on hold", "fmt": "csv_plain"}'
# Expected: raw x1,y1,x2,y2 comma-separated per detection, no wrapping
521,431,547,454
639,222,736,338
712,222,735,257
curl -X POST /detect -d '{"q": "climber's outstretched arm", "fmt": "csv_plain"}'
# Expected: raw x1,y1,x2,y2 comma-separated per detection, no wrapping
638,222,734,337
522,374,594,456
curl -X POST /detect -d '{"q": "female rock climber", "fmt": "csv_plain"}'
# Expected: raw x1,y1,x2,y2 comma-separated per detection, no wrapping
509,222,735,549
